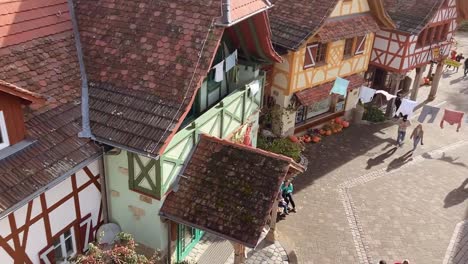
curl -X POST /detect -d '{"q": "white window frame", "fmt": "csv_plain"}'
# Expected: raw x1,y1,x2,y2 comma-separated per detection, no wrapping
40,228,77,264
355,35,367,55
0,111,10,150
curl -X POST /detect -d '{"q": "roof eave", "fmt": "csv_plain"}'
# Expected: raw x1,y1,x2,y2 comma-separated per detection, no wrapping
0,81,47,105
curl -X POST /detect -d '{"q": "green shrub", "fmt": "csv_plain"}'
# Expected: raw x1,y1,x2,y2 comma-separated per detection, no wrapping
258,136,302,162
363,106,386,123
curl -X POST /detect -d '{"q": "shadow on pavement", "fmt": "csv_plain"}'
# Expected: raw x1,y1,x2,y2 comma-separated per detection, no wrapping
386,150,414,172
293,123,394,194
444,178,468,208
422,152,467,168
366,146,397,170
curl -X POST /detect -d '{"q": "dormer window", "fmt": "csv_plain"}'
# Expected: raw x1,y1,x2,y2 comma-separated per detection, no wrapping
0,81,45,151
0,111,9,150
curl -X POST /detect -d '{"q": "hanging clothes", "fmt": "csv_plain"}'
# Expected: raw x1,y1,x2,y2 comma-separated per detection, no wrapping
418,105,441,123
375,90,397,101
225,50,238,72
395,99,417,118
358,86,376,104
330,77,349,97
248,79,260,96
440,109,464,132
213,61,224,82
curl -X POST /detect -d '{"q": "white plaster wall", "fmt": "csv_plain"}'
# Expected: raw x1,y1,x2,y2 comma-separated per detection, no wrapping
0,247,13,264
45,177,72,208
0,159,102,264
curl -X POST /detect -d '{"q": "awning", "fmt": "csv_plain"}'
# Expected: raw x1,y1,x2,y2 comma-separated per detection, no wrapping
295,74,365,106
160,134,303,248
317,14,380,43
225,12,282,63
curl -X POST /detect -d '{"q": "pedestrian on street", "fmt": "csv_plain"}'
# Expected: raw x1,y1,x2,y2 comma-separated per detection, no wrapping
278,196,289,217
396,116,411,147
455,53,465,72
394,260,410,264
379,260,387,264
281,180,296,212
464,58,468,77
410,124,424,151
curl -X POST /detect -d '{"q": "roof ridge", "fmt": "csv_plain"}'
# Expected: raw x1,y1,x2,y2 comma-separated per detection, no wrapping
199,133,303,168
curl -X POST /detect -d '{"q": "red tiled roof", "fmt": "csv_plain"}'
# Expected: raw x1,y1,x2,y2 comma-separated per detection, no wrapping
295,74,365,106
382,0,445,34
160,134,303,247
0,31,83,119
269,0,340,50
0,80,46,104
318,14,380,43
230,0,271,24
75,0,225,156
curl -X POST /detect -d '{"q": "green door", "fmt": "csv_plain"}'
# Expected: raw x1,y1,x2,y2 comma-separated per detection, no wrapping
176,224,203,262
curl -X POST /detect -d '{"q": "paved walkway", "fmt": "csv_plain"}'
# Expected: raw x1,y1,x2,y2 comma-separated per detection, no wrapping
186,233,289,264
277,32,468,264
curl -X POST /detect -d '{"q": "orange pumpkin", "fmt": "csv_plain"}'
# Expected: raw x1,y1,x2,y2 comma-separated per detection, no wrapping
325,130,332,136
312,136,321,143
335,117,343,124
289,135,299,143
342,121,350,128
319,129,326,135
304,136,311,143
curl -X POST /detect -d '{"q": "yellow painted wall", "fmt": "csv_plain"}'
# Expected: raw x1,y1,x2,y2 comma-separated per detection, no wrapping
330,0,370,17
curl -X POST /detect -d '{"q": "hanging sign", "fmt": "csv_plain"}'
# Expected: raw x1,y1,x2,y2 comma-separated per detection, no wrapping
432,46,440,60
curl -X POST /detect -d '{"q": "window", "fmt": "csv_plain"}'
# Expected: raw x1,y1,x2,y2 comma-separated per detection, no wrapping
40,228,76,264
295,97,332,124
343,38,354,57
304,43,328,69
354,35,366,55
0,111,9,150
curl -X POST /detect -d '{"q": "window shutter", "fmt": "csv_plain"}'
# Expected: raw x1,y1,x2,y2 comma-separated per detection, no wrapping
304,44,318,69
355,35,367,55
78,215,93,253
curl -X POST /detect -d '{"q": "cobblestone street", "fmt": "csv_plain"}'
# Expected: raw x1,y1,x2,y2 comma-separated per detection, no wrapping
277,32,468,264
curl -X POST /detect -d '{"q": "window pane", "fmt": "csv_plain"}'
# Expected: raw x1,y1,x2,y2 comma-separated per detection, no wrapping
54,245,63,261
0,129,3,144
65,236,74,254
344,38,354,57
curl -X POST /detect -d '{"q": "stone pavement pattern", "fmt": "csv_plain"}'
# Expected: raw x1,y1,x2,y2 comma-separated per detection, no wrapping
186,232,289,264
277,32,468,264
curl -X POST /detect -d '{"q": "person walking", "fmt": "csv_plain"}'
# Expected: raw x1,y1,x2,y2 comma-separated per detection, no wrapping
281,180,296,212
410,124,424,151
464,58,468,77
456,53,465,72
396,116,411,147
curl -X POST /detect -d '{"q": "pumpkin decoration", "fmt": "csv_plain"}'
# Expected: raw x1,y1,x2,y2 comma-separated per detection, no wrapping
312,136,321,143
289,135,299,143
304,135,311,143
335,117,343,125
319,129,326,135
342,121,350,128
325,130,332,136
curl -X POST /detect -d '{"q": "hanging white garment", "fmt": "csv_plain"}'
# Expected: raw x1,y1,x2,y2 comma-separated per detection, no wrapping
249,79,260,95
213,61,224,82
395,99,418,117
225,50,238,72
359,86,376,104
375,90,397,101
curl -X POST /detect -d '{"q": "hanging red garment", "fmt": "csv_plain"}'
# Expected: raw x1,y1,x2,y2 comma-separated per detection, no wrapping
243,125,252,146
440,109,464,132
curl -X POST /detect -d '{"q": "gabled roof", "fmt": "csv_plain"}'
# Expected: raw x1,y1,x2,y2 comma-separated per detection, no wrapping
0,80,46,104
228,0,272,25
75,0,224,157
160,134,303,248
382,0,445,34
269,0,340,50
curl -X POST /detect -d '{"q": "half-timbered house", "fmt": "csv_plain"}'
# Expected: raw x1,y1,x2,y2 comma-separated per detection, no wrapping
0,1,104,263
267,0,392,136
72,0,300,262
367,0,459,113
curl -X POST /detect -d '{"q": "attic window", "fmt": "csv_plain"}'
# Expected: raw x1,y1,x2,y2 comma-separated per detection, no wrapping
0,111,9,150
